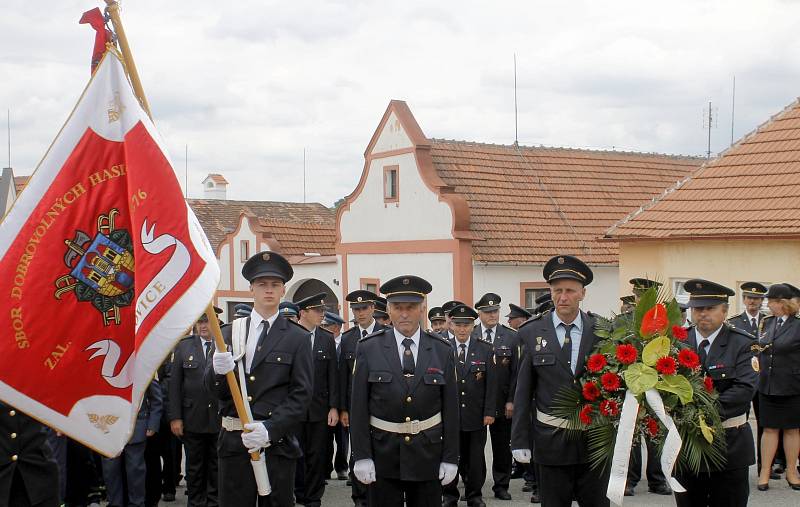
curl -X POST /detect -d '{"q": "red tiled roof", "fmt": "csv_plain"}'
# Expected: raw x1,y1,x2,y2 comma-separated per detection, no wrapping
203,173,229,185
606,99,800,240
14,176,28,193
430,141,702,264
188,199,335,256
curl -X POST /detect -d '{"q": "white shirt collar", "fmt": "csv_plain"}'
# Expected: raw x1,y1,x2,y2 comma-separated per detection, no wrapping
745,310,760,321
455,336,471,350
697,324,724,347
360,320,376,335
552,311,583,333
250,307,279,329
393,326,421,345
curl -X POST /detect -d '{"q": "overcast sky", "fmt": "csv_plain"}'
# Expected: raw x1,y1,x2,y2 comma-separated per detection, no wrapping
2,0,799,206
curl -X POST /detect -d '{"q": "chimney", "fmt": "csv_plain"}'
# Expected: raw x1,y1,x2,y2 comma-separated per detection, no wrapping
202,173,228,200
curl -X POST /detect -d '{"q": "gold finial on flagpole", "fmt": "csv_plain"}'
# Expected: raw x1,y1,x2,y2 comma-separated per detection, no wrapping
103,1,152,119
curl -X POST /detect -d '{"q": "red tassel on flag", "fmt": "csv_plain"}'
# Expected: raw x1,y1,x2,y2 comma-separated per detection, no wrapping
79,8,112,74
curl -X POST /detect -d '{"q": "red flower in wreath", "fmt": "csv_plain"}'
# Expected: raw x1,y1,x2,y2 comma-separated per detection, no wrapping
579,404,594,425
582,381,601,401
703,376,714,393
644,416,659,437
656,356,677,375
599,399,620,417
677,349,700,370
672,325,688,341
587,353,608,373
616,344,638,365
600,372,621,392
640,303,669,336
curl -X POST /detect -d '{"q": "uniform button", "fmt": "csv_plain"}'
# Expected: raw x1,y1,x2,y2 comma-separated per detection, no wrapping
248,396,253,402
249,376,255,381
404,436,411,443
461,392,466,395
433,379,437,383
406,396,412,403
461,403,466,408
208,403,212,408
10,433,16,439
405,417,411,422
461,380,465,384
9,410,15,416
277,357,282,362
11,455,18,461
268,412,272,417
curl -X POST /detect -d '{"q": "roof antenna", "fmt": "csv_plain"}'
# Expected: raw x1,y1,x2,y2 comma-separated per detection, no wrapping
303,147,307,203
730,75,736,146
703,101,717,159
6,109,10,168
513,53,519,146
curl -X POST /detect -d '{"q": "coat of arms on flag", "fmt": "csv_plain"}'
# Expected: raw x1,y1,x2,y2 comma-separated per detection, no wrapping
0,48,220,456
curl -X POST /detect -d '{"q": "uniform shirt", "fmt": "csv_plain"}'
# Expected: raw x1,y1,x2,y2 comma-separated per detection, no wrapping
479,323,498,344
552,311,583,372
697,324,724,355
744,310,761,330
359,320,376,337
394,326,420,364
246,308,279,373
454,337,471,361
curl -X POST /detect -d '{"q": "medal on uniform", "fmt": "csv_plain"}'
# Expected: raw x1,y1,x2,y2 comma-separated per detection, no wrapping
751,356,760,372
188,355,193,361
535,345,541,351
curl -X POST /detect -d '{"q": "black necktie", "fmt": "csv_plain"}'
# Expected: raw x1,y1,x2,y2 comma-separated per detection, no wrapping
204,340,212,361
485,328,493,343
362,329,367,338
751,318,757,331
699,339,709,367
561,323,574,372
458,343,466,363
776,319,783,333
402,338,415,378
256,320,270,351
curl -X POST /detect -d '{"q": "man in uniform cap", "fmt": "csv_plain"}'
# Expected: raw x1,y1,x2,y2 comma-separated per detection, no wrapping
533,293,554,317
441,300,465,339
293,293,339,507
206,251,313,507
169,313,221,506
728,282,767,336
318,311,348,482
619,295,635,314
630,278,662,299
505,304,532,331
472,293,519,501
374,297,392,326
676,279,756,507
350,276,459,506
321,312,345,338
443,304,497,507
428,307,447,334
338,289,387,506
234,303,253,320
512,254,610,507
278,301,300,323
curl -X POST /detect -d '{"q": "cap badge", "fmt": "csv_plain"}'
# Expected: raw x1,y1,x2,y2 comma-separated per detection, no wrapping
697,283,703,289
262,253,270,261
460,307,465,313
357,296,363,302
557,257,565,264
402,278,410,285
489,300,494,305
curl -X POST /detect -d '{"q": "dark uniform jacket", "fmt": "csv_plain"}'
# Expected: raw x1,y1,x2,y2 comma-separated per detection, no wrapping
302,327,339,422
511,310,602,466
687,324,757,470
205,314,313,459
132,380,164,444
451,337,497,432
338,322,386,411
471,324,518,416
0,402,58,506
758,315,800,396
350,327,459,481
727,311,765,338
169,335,221,434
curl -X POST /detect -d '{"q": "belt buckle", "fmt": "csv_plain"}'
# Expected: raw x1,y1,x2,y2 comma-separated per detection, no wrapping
410,420,420,434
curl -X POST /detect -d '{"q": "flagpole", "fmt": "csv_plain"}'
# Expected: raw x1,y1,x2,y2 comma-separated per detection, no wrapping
103,0,260,462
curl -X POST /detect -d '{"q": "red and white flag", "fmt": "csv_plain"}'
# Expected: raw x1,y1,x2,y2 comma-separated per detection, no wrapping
0,50,220,456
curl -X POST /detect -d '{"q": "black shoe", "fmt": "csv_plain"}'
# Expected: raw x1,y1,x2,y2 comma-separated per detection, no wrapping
522,481,534,492
530,490,541,504
770,471,781,479
511,465,524,479
774,464,786,474
648,484,672,495
336,470,348,480
162,493,176,502
787,478,800,490
494,489,512,500
460,494,466,501
346,479,352,486
467,500,486,507
757,483,769,491
624,486,635,497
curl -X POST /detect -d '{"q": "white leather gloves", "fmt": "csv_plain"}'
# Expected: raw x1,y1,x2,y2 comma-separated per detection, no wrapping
353,459,376,484
439,462,458,485
241,422,270,453
512,449,532,463
213,351,235,375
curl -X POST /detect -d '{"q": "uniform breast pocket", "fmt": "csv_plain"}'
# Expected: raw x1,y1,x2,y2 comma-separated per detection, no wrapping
315,350,329,362
182,361,198,369
532,353,556,367
469,363,487,381
345,352,356,363
423,373,446,385
495,347,513,366
368,371,392,400
265,351,293,367
707,366,733,385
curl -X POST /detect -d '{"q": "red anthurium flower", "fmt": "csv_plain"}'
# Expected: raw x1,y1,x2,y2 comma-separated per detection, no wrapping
616,344,638,365
599,399,620,417
656,356,677,375
703,376,714,393
672,325,688,341
587,353,607,373
644,416,659,437
678,349,700,370
579,404,594,425
582,381,601,401
600,372,622,392
641,303,669,336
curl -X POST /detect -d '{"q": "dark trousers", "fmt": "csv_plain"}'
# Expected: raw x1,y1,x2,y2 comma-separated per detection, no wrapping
102,441,146,507
64,439,104,506
183,431,219,506
294,420,329,506
9,467,60,507
218,450,295,507
144,434,163,506
443,428,488,505
537,462,610,507
626,437,667,487
489,415,512,493
368,477,442,507
329,423,349,474
349,453,368,506
675,467,749,507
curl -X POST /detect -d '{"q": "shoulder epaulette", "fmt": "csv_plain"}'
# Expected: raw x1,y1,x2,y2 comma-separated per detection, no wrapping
316,326,334,338
179,334,195,342
476,337,493,346
425,330,452,345
725,321,755,340
360,327,388,342
519,310,548,329
500,323,517,333
287,319,309,332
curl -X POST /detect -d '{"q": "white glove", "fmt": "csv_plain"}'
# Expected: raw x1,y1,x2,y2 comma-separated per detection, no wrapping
213,351,235,375
439,462,458,485
353,459,376,484
241,422,270,452
512,449,532,463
